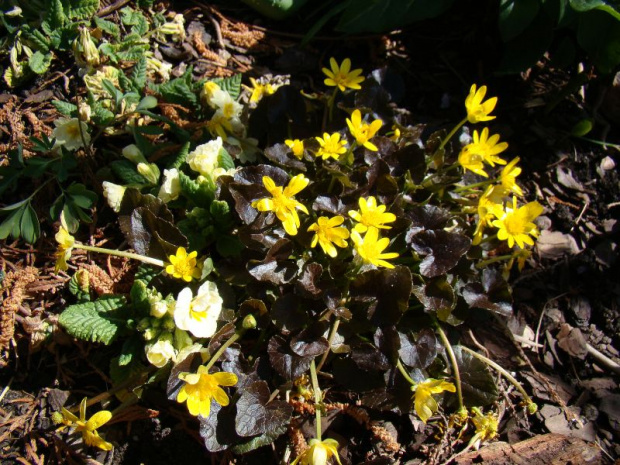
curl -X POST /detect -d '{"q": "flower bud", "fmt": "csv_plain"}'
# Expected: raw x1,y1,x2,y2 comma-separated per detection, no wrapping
145,333,176,368
102,181,126,213
78,102,91,122
137,162,161,185
137,317,151,332
242,314,257,330
143,327,160,341
74,27,100,67
158,168,181,203
150,300,168,319
122,144,147,165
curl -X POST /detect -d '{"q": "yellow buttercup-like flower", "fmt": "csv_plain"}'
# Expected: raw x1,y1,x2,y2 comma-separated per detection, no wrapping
351,227,399,269
55,226,75,272
176,366,238,417
472,185,505,246
492,196,544,249
247,77,278,104
465,84,497,124
252,174,310,236
291,438,343,465
322,57,365,92
166,247,202,282
348,196,396,233
412,378,456,423
464,128,508,167
58,398,113,451
469,407,499,449
315,132,348,161
308,216,350,258
500,157,523,196
285,139,305,159
346,109,383,151
459,147,488,177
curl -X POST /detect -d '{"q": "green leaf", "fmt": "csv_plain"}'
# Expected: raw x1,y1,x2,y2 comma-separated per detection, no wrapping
452,346,499,407
52,100,77,116
119,336,144,366
152,72,198,107
130,279,151,314
578,8,620,73
65,0,100,19
20,203,40,244
131,57,148,90
45,0,66,30
58,295,127,345
570,0,606,12
212,74,242,100
499,0,540,41
179,171,215,205
66,183,98,209
131,14,149,35
110,160,148,185
28,51,53,75
167,141,190,170
22,27,51,53
218,147,235,172
93,16,120,37
0,207,25,240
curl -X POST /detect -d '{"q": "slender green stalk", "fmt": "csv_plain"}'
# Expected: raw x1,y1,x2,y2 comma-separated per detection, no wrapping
205,332,242,371
476,254,513,269
75,243,165,268
310,360,322,441
453,177,498,193
435,324,464,412
316,317,340,371
396,359,416,386
437,116,467,152
459,345,535,408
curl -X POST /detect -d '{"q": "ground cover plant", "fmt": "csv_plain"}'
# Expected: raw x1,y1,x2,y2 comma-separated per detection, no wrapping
1,1,619,463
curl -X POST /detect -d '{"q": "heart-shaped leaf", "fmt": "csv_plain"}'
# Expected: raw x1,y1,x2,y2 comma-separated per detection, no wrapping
452,345,499,407
398,328,438,369
461,268,513,316
235,381,292,437
409,230,471,278
268,335,313,381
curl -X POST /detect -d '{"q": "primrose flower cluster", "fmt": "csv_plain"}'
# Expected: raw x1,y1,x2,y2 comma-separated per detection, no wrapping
49,45,543,460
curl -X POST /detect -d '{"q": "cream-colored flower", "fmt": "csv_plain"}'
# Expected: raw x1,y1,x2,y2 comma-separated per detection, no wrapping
187,138,223,177
146,334,176,368
158,168,181,203
210,89,243,119
174,281,222,338
53,118,90,151
137,162,161,185
102,181,126,213
201,81,221,107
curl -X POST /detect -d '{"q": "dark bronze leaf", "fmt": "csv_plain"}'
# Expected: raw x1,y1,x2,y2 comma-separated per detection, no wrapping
295,262,324,299
452,345,499,407
267,335,313,381
272,294,308,332
409,230,471,278
461,268,513,316
411,275,456,317
264,143,306,171
351,343,391,371
234,380,292,437
398,328,438,369
290,321,330,357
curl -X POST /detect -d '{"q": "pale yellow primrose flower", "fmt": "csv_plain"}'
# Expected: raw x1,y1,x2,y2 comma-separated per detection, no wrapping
252,174,309,236
166,247,202,282
346,109,383,151
322,57,365,92
348,196,396,233
174,280,223,338
464,128,508,167
291,438,343,465
307,216,350,258
412,378,456,423
58,398,113,451
465,84,497,124
102,181,126,213
177,366,238,417
210,89,243,120
52,117,90,151
158,168,181,203
351,227,399,269
187,137,223,178
500,157,524,196
285,139,305,159
315,132,348,161
201,81,221,107
145,334,176,368
491,196,544,249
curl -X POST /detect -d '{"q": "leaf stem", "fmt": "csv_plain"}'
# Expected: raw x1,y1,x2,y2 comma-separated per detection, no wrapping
396,358,416,386
435,323,464,413
476,254,513,269
310,359,322,441
316,317,340,371
74,243,165,268
205,331,242,372
437,117,467,152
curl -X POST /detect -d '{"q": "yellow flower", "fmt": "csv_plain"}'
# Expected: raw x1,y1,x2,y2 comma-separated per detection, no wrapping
315,132,348,161
346,109,383,151
59,398,113,451
465,84,497,124
412,378,456,423
291,438,343,465
389,125,401,143
491,196,544,249
469,407,499,449
285,139,305,159
464,128,508,167
351,227,399,269
500,157,523,196
472,185,505,246
176,366,238,417
348,196,396,233
247,77,278,103
207,113,233,141
201,81,221,107
308,216,350,258
458,148,488,177
55,226,75,273
507,247,532,272
322,57,365,92
166,247,202,282
252,174,309,236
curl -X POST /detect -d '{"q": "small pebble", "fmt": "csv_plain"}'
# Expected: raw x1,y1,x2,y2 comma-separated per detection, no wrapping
600,156,616,171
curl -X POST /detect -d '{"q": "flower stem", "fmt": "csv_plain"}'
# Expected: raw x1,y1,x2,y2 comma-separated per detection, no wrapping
396,358,416,386
74,243,165,268
310,359,322,441
459,345,536,409
476,254,513,269
205,330,244,372
438,117,468,152
453,177,498,193
435,323,464,413
316,317,340,371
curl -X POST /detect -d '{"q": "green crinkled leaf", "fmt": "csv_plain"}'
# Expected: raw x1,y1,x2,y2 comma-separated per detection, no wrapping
130,279,151,314
28,51,53,75
217,148,235,172
65,0,100,19
179,171,215,205
212,74,242,100
93,16,120,37
452,346,499,407
167,141,190,170
23,27,51,53
152,70,198,107
46,0,66,29
91,103,115,125
58,295,127,345
119,335,144,366
52,100,77,116
110,160,148,185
